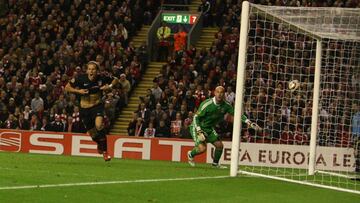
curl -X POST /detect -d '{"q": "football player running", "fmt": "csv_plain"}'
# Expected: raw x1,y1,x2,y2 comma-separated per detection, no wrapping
65,61,118,161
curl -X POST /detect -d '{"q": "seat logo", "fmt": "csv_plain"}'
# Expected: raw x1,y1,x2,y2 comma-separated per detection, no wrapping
0,132,21,152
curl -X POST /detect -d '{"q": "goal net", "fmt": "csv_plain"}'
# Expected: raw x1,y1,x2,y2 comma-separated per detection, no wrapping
230,1,360,194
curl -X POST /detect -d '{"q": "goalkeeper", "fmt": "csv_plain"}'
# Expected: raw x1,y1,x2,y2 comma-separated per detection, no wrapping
187,86,260,168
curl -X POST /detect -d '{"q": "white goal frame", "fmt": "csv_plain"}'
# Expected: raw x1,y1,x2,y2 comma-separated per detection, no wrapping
230,1,360,195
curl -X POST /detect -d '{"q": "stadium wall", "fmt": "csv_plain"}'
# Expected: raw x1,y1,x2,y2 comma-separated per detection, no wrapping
0,130,355,172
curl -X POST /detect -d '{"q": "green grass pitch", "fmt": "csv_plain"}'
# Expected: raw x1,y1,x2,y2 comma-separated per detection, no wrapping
0,152,359,203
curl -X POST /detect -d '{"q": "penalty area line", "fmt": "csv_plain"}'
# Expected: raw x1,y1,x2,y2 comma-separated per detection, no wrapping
0,176,229,190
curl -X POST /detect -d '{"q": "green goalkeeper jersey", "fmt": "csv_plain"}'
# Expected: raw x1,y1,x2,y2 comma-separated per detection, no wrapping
192,97,249,131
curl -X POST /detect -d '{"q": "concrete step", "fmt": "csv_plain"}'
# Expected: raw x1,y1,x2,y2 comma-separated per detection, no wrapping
121,110,134,115
142,76,156,81
126,103,140,108
197,40,213,45
115,116,132,123
132,38,146,42
135,87,152,91
125,103,139,108
109,130,128,135
143,72,159,77
114,121,130,125
113,122,129,127
199,34,216,38
144,71,160,75
136,85,153,90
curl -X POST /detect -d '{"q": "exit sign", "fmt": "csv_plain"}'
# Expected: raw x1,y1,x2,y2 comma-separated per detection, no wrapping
162,13,198,24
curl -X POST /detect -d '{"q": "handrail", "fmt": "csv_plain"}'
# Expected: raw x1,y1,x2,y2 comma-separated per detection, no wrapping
147,10,164,61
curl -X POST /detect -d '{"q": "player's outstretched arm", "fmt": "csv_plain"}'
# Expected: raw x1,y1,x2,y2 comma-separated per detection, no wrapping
100,77,119,91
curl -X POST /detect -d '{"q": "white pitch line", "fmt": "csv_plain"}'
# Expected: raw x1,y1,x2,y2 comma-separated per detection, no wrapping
0,176,229,190
316,170,357,179
0,167,102,178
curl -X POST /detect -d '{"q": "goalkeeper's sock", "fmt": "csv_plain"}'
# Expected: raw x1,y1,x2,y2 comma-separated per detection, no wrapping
190,147,200,158
213,148,223,164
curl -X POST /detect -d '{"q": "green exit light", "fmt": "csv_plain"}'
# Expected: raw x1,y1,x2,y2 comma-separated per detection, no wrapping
162,13,198,24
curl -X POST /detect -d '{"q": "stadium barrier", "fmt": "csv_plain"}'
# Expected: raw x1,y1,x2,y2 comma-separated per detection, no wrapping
0,130,355,171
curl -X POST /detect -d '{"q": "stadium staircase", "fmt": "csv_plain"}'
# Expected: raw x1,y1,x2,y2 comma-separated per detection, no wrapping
110,61,165,135
195,27,218,50
109,1,218,135
132,25,150,48
188,0,202,12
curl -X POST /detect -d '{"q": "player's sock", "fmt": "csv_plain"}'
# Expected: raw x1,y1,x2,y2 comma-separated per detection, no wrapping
190,147,200,158
212,148,223,164
88,128,98,143
96,129,108,153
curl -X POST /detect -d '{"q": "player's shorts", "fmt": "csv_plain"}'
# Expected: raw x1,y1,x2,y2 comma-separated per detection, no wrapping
189,125,220,146
79,103,105,131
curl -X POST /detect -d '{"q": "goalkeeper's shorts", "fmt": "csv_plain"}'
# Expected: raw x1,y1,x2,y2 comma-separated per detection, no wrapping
189,125,219,146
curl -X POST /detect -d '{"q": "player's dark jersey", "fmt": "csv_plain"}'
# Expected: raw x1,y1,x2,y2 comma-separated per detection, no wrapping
69,74,113,107
70,74,113,93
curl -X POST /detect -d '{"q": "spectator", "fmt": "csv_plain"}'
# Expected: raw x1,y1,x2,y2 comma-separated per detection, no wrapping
4,114,17,129
152,103,165,124
352,103,360,139
119,73,131,105
156,21,171,61
173,25,187,56
155,120,171,138
137,102,151,123
104,92,119,122
352,103,360,172
166,103,177,121
114,23,128,47
128,112,139,136
31,92,44,118
151,81,163,103
29,114,41,131
51,115,65,132
179,117,192,139
170,112,183,137
134,117,145,137
143,88,156,110
23,106,32,121
40,116,52,131
7,97,16,114
71,106,84,133
225,86,235,105
144,122,156,138
17,113,30,130
184,90,196,112
64,116,74,132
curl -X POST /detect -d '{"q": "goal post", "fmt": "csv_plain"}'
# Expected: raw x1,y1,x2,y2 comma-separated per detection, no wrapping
308,39,322,175
230,0,250,177
231,1,360,194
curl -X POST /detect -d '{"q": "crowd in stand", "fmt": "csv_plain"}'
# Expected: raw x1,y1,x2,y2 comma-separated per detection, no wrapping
128,0,360,147
0,0,359,147
0,0,159,132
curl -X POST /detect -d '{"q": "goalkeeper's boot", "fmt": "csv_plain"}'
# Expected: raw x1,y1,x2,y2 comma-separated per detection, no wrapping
187,151,195,167
103,151,111,162
212,163,227,169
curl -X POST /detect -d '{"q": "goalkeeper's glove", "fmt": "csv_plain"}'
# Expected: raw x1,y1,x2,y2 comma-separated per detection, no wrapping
245,119,262,131
196,127,206,142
